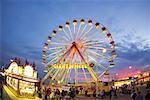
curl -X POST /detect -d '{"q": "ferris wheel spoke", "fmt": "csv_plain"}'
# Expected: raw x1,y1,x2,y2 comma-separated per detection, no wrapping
73,24,77,40
47,46,66,51
46,56,59,66
75,69,77,84
54,36,68,43
58,68,65,81
62,28,72,41
86,49,103,58
81,29,100,40
75,24,81,40
64,68,70,84
67,26,73,41
51,69,61,81
80,26,94,39
47,50,63,57
81,48,108,69
82,68,89,83
61,69,68,83
66,68,72,84
83,41,102,47
41,67,55,83
50,42,69,46
86,53,107,69
77,24,87,39
98,69,108,79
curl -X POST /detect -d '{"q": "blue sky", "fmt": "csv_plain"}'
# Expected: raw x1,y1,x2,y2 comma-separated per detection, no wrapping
0,0,150,78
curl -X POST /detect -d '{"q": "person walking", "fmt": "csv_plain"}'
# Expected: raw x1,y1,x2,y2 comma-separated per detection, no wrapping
100,90,105,99
55,89,60,100
109,88,114,100
131,90,137,100
135,92,143,100
145,90,150,100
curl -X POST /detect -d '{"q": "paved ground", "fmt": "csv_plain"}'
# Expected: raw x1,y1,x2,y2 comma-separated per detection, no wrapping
75,94,131,100
0,88,11,100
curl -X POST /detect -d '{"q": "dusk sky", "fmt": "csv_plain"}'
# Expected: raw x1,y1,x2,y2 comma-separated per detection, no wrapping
1,0,150,78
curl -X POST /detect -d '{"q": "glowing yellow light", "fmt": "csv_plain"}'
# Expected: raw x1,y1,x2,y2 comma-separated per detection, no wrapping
47,39,51,43
112,54,117,58
24,65,33,77
102,48,107,53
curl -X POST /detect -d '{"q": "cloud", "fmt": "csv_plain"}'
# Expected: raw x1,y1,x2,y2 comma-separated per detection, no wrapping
113,31,150,72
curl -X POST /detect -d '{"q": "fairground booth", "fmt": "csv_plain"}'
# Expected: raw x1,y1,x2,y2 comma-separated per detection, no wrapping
4,58,40,96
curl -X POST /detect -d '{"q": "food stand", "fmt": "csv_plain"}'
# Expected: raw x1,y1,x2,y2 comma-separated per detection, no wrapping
5,60,39,96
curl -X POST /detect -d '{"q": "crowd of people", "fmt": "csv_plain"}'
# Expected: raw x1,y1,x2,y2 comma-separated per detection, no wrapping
38,86,79,100
37,83,150,100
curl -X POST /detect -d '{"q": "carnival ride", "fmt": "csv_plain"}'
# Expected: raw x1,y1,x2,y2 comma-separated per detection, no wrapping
41,19,117,85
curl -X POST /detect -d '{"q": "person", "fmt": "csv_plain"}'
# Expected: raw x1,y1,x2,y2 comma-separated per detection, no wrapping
131,90,137,100
55,89,60,100
85,90,88,96
114,89,117,99
61,90,65,100
70,87,75,99
50,89,55,100
145,90,150,100
93,89,96,97
100,90,105,99
0,81,3,99
46,88,51,99
38,89,42,100
135,92,143,100
76,89,79,95
109,88,114,100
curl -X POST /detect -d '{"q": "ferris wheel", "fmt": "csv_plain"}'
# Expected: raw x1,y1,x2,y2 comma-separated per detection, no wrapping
42,19,116,84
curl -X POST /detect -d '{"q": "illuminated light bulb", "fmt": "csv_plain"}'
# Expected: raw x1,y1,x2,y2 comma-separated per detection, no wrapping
47,36,51,43
66,64,68,69
88,20,93,26
42,54,46,57
42,62,45,64
129,66,132,69
70,64,73,68
10,59,14,62
80,19,85,25
73,19,77,25
52,33,56,36
102,48,107,53
44,69,48,73
112,54,117,58
59,25,63,31
65,22,70,27
43,43,48,49
52,30,57,36
111,45,115,49
77,64,79,69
